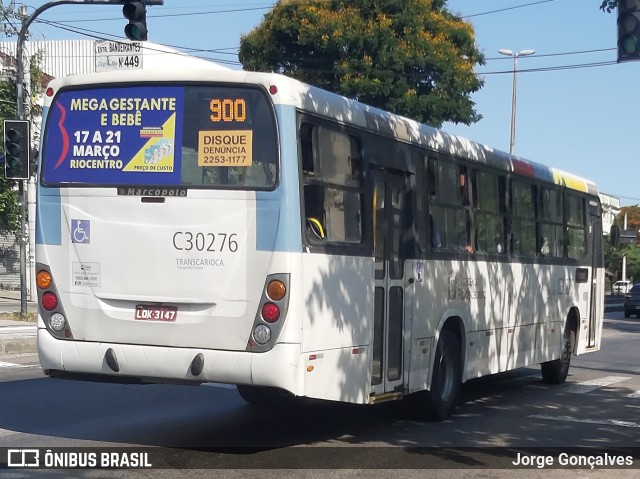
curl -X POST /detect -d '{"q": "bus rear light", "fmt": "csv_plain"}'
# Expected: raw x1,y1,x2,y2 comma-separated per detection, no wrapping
36,270,52,289
36,263,72,339
49,313,66,332
253,324,271,344
261,302,280,322
266,280,286,301
41,292,58,311
246,273,290,352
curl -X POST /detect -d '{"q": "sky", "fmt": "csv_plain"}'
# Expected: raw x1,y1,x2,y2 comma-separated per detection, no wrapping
3,1,636,204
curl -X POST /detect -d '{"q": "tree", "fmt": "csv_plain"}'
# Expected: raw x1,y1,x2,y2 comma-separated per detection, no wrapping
616,205,640,230
606,206,640,284
239,0,485,127
600,1,618,13
0,50,45,234
622,244,640,282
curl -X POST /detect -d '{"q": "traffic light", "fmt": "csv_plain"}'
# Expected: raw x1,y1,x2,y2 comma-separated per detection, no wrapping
618,0,640,62
3,120,30,180
122,1,147,41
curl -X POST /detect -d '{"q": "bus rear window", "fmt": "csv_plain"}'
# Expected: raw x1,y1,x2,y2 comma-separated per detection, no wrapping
41,84,278,189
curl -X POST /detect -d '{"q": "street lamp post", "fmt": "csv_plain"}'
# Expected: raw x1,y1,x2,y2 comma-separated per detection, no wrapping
497,48,535,155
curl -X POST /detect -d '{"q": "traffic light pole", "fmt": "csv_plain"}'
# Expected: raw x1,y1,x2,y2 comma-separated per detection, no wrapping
14,0,163,314
17,179,26,314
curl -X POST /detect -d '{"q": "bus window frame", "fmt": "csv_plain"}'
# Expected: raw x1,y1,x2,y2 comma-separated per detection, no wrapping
297,114,371,257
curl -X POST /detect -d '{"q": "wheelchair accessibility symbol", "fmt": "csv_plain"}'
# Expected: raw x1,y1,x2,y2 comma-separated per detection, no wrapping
71,219,90,244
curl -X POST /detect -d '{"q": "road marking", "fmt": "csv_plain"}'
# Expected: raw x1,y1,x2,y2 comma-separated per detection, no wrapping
0,361,27,368
0,361,39,369
628,390,640,398
202,383,236,389
564,376,631,394
0,326,36,332
529,414,640,428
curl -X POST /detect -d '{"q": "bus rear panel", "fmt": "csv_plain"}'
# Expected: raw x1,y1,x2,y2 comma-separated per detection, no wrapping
36,76,302,393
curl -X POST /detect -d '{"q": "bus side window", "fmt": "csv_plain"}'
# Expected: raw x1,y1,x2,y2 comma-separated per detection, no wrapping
540,237,550,256
430,214,442,248
540,187,564,257
511,180,537,256
473,170,506,255
304,185,326,240
566,194,586,259
427,158,441,248
428,157,470,252
300,123,363,244
301,124,315,175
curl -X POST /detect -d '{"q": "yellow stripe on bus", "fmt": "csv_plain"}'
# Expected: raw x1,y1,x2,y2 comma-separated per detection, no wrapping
552,170,587,192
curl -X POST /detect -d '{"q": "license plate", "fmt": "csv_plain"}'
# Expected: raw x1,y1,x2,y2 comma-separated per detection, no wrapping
134,305,177,322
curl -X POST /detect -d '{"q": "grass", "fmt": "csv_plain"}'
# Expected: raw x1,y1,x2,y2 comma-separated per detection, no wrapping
0,311,36,322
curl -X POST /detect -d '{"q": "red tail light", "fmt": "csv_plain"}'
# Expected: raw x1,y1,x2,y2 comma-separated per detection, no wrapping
41,292,58,311
261,302,280,323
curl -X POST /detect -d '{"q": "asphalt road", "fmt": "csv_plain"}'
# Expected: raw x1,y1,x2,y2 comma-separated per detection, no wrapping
0,311,638,478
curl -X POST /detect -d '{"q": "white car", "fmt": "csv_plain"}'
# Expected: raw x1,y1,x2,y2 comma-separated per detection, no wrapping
613,280,632,295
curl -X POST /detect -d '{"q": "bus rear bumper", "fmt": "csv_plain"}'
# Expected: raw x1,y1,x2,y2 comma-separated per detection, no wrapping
37,328,300,393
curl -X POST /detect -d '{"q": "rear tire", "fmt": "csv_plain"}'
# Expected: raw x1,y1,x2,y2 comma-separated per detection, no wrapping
541,327,575,384
423,329,462,420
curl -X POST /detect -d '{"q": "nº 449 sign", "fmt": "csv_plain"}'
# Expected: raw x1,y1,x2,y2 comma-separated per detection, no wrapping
95,40,143,72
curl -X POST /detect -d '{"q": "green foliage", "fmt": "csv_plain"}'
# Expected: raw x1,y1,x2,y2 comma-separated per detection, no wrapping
0,51,45,234
608,243,640,283
607,205,640,282
604,236,616,267
622,245,640,282
28,50,45,125
0,76,20,233
239,0,485,127
616,205,640,230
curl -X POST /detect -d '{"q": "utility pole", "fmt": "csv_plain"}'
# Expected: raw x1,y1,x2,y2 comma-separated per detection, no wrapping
497,48,535,155
12,0,164,315
0,1,29,38
623,213,628,282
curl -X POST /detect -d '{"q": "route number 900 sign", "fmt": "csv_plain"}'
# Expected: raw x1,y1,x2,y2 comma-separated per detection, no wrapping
210,98,246,123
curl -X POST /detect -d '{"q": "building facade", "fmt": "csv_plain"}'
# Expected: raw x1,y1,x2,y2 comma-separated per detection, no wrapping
599,192,621,237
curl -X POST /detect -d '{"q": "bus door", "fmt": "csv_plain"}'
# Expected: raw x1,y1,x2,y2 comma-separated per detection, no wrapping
371,170,407,396
585,205,603,349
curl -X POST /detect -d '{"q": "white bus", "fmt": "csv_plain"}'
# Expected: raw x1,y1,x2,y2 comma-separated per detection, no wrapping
36,69,604,420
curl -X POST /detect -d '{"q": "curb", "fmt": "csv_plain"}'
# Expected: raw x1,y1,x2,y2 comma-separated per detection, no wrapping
0,325,37,356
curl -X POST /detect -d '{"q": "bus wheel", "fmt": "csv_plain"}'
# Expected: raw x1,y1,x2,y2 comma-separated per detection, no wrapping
424,329,462,421
236,385,300,408
541,328,575,384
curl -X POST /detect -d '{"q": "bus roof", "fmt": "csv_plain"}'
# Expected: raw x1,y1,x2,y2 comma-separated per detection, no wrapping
46,68,598,197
